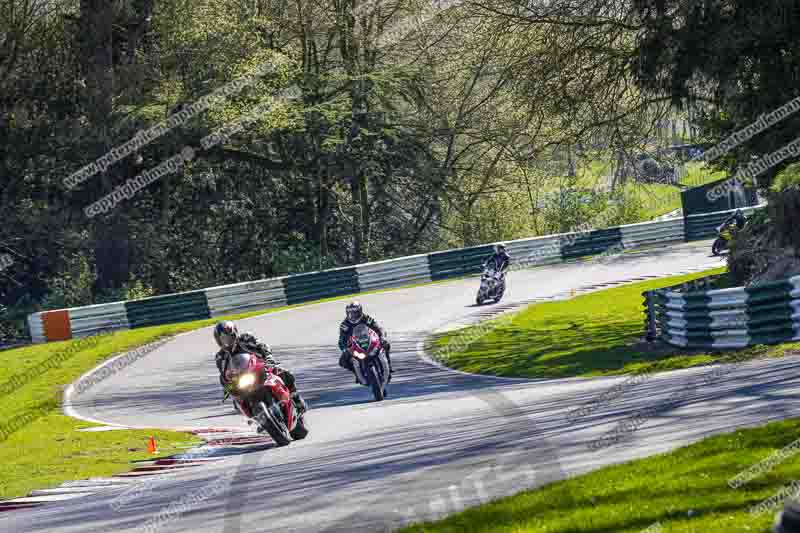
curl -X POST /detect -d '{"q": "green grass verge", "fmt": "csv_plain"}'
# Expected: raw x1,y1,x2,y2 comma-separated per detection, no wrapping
629,182,683,218
628,161,724,219
680,162,727,188
622,162,726,219
398,417,800,532
0,420,201,500
433,267,800,379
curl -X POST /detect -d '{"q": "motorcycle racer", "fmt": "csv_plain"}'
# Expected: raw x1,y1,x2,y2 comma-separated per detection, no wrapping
719,209,747,232
213,321,307,413
483,243,511,274
338,301,392,382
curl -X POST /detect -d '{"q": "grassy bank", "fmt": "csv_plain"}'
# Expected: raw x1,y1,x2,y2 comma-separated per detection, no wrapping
433,267,800,379
399,417,800,532
0,420,201,500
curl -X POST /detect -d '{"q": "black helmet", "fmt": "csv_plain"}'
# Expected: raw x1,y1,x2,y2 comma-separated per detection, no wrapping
214,321,239,352
346,301,363,324
494,243,506,254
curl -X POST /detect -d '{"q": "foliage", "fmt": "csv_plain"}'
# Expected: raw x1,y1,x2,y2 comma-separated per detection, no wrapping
727,206,774,286
771,163,800,193
634,0,800,190
39,252,97,311
0,0,741,334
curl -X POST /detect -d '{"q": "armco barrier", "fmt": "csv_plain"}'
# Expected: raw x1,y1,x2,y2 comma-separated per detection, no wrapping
500,234,562,268
643,273,800,349
27,205,766,343
561,227,623,260
205,278,287,318
356,254,432,292
428,245,494,281
619,217,685,248
125,291,211,329
282,267,360,305
69,302,130,338
27,313,46,344
685,204,762,240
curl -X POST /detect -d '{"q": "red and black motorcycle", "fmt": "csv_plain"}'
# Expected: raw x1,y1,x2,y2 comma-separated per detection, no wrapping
348,324,391,402
222,351,309,446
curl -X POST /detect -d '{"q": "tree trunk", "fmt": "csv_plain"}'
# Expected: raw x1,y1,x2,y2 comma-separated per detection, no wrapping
349,173,363,264
359,167,369,259
347,75,370,263
155,174,171,293
567,145,576,177
317,170,329,268
81,0,130,295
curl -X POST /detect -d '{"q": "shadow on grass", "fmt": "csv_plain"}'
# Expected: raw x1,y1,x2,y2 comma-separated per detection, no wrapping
442,320,701,379
436,269,781,380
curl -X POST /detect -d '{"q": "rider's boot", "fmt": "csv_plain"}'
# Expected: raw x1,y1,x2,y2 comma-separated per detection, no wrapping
381,341,393,383
291,391,308,414
340,351,359,383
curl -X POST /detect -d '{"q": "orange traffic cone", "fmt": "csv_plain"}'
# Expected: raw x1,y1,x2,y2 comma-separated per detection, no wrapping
147,436,157,454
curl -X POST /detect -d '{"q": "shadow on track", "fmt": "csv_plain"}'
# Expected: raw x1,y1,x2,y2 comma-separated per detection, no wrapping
277,335,538,410
69,334,540,421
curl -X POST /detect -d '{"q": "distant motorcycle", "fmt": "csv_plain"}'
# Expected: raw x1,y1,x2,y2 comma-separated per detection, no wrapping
476,267,505,305
222,351,309,446
347,324,391,402
712,224,734,256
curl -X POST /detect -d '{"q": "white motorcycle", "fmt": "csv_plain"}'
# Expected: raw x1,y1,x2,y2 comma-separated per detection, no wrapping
476,267,505,305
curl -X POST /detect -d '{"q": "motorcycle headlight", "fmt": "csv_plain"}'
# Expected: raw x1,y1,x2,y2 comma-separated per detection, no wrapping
238,373,256,389
353,351,367,360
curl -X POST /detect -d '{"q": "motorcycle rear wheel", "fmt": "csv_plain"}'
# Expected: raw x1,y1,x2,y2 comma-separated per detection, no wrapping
290,416,309,440
259,401,291,446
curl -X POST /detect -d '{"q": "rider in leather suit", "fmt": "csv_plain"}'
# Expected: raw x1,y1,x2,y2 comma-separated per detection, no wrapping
337,301,392,383
213,321,307,413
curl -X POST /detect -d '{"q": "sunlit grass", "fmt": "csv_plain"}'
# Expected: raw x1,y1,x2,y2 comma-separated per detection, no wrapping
435,267,800,379
400,418,800,532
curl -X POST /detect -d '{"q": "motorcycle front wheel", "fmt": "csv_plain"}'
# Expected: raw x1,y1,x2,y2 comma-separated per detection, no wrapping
494,284,505,303
369,365,384,402
259,401,291,446
712,237,726,256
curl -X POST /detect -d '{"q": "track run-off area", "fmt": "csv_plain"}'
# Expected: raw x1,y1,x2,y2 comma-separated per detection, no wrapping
7,239,800,533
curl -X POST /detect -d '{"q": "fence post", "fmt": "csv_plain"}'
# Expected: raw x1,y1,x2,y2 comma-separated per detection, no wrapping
644,291,658,342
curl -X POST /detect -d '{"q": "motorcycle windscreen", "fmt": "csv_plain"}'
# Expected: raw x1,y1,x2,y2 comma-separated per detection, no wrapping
228,352,253,371
353,323,371,350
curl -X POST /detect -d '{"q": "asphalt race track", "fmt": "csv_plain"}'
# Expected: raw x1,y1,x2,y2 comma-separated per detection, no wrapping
8,240,800,533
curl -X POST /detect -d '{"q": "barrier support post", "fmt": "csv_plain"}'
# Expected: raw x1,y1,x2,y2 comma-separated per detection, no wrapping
644,291,658,342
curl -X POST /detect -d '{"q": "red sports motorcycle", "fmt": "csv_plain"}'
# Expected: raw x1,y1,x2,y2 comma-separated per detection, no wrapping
222,351,309,446
348,324,391,402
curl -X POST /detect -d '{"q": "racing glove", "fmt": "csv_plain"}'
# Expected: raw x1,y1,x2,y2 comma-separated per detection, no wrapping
339,349,353,370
